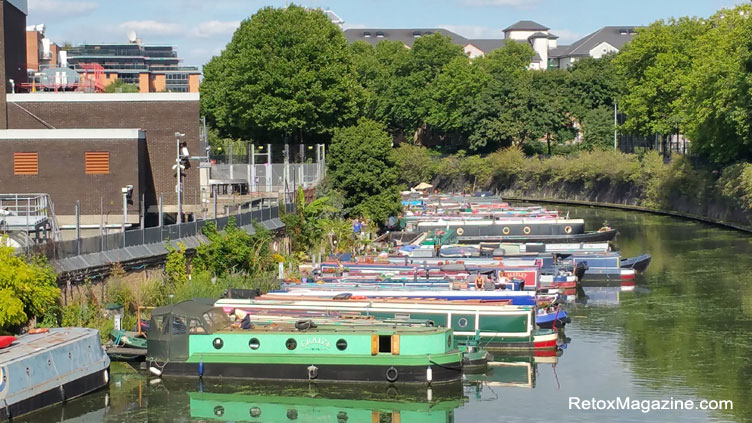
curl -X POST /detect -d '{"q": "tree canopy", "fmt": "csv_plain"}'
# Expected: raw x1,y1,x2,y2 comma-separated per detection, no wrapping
326,118,402,224
201,5,360,144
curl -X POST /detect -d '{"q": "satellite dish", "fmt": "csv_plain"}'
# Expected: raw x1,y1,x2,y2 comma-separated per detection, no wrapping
128,30,137,43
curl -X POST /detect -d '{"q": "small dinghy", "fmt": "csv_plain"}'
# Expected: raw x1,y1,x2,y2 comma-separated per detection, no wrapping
0,335,17,349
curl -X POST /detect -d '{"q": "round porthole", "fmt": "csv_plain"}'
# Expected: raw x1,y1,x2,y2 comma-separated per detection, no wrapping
212,338,224,350
214,406,225,417
337,411,349,422
286,338,297,350
250,407,261,418
564,225,573,234
286,409,298,420
523,226,531,235
458,318,468,328
336,339,347,351
249,338,260,350
502,226,510,235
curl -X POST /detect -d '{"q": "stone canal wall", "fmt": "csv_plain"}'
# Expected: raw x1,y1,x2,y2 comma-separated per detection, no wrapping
495,181,752,233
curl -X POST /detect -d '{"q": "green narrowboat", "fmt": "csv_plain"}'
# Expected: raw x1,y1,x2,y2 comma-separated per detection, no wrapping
216,297,560,351
146,301,463,385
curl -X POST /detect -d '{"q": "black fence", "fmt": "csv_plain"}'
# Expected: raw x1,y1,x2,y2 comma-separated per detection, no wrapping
29,202,293,261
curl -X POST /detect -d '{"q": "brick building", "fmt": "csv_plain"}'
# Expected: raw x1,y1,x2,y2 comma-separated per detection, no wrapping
1,93,202,232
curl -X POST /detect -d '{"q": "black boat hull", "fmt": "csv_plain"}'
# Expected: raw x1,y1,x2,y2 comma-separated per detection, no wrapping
153,361,463,385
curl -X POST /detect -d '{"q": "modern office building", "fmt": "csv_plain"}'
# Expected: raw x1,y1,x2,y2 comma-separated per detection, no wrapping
64,38,200,93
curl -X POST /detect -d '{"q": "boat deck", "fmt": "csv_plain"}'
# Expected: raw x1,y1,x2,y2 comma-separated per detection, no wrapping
0,328,96,364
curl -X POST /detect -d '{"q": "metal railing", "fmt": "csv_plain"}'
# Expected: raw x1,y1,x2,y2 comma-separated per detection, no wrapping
26,199,293,261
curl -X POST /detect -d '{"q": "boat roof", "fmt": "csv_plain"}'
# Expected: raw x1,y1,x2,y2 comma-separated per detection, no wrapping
0,327,99,364
152,299,218,318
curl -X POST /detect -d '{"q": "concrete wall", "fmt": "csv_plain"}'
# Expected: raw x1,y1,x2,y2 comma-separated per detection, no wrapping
5,93,201,217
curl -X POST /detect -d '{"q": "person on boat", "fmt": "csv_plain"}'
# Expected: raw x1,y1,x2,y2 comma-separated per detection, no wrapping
475,273,484,290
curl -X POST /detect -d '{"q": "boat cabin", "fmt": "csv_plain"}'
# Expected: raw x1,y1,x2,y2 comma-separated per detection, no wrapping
147,301,232,361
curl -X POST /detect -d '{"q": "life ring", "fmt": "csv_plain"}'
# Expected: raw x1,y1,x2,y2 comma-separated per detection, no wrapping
456,228,464,236
502,227,510,235
523,226,531,235
385,366,399,382
28,328,49,334
564,225,572,234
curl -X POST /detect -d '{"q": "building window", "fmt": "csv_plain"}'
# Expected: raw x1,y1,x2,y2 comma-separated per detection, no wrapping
14,153,39,175
85,151,110,174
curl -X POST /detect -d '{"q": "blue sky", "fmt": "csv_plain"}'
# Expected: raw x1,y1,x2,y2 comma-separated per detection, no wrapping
27,0,744,69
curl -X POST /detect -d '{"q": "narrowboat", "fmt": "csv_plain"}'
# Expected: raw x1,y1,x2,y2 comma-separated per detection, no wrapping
409,218,587,238
146,301,464,385
217,297,561,351
0,328,110,421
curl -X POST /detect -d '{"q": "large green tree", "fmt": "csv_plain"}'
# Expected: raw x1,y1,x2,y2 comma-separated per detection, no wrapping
327,118,401,224
201,5,360,144
614,18,707,150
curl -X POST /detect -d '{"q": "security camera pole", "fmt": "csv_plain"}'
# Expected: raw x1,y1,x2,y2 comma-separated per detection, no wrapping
175,132,186,226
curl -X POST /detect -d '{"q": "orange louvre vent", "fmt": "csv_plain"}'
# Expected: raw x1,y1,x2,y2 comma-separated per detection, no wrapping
14,153,38,175
85,152,110,174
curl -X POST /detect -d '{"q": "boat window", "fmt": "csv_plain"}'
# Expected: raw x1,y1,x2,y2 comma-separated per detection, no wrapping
286,338,297,350
153,315,167,334
378,335,391,353
188,319,206,334
203,310,231,331
171,316,187,335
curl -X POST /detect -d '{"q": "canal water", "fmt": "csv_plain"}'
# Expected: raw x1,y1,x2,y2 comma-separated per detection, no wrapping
16,206,752,422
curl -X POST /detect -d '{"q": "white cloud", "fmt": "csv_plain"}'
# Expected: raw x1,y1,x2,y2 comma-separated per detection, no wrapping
191,20,240,38
119,20,184,37
28,0,97,15
438,25,502,39
550,28,584,43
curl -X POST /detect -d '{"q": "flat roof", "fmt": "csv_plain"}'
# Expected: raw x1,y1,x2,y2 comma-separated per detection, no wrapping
0,129,145,140
7,92,199,102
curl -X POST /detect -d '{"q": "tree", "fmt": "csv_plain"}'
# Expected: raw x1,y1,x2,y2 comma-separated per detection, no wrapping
327,118,402,224
0,245,59,330
567,56,619,117
468,42,536,151
425,56,489,139
614,18,707,151
280,187,337,254
104,79,139,93
683,4,752,163
581,106,616,150
390,143,440,187
201,5,360,144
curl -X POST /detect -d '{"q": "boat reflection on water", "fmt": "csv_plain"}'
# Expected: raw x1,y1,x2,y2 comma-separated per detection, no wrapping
463,350,561,391
184,381,466,423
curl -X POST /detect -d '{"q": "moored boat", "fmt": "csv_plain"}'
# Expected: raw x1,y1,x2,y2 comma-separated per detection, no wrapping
146,301,464,385
0,328,110,422
217,297,561,351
